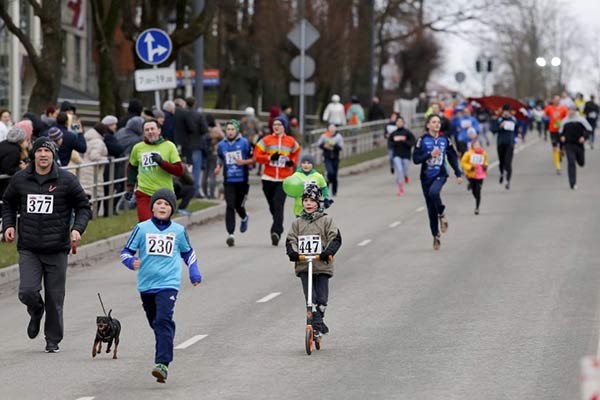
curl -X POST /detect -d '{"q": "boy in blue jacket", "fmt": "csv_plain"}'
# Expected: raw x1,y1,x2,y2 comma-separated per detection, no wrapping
120,188,202,383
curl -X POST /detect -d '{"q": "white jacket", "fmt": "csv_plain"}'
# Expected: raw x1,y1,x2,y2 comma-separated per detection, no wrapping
322,102,346,126
79,128,108,195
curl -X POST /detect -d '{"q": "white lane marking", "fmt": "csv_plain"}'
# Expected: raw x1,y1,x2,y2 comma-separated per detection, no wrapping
389,221,402,228
416,207,425,213
174,335,208,349
357,239,372,247
76,398,95,400
256,292,281,303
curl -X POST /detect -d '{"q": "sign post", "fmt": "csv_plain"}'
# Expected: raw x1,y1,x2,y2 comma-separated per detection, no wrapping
135,28,174,109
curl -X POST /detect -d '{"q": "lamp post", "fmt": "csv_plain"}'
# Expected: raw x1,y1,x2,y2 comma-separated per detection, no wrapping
536,56,562,95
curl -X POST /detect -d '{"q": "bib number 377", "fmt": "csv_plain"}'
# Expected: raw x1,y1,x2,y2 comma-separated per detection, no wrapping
298,235,322,255
146,233,175,257
27,194,53,214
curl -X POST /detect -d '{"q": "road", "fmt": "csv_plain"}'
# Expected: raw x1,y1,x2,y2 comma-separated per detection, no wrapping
0,136,599,400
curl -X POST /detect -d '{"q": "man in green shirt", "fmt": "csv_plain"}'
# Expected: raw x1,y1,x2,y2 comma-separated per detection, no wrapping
127,119,185,221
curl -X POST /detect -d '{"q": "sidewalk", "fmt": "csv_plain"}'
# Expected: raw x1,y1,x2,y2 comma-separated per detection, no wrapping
0,155,387,287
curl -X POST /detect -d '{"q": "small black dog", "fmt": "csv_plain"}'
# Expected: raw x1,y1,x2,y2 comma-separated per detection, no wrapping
92,310,121,359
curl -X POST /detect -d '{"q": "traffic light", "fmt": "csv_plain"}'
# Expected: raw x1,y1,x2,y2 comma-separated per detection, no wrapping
476,60,481,73
487,60,493,72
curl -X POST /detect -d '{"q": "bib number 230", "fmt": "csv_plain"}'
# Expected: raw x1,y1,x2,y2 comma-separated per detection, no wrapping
146,234,175,257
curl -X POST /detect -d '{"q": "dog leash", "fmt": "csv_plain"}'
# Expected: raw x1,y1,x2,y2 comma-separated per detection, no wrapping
97,293,109,317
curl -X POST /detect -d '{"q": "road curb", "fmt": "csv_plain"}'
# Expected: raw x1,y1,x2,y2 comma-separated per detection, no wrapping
0,202,226,287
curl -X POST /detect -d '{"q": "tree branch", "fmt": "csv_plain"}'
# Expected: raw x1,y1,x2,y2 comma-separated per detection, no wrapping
0,2,40,63
169,1,218,51
25,0,43,18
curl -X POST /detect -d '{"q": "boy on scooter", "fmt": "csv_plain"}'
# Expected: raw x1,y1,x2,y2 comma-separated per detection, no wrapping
286,184,342,336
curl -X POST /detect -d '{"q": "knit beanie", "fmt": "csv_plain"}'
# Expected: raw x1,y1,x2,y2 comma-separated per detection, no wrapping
6,127,26,143
31,137,58,158
47,126,63,142
302,183,323,204
226,119,240,133
101,115,118,126
150,188,177,217
300,154,315,166
273,116,290,135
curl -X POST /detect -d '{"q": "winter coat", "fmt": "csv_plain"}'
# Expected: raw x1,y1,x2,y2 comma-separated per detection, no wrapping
322,102,347,126
1,162,92,253
0,141,23,197
115,117,144,155
388,127,416,159
253,133,301,181
286,210,342,277
461,148,488,180
79,128,108,195
57,126,87,167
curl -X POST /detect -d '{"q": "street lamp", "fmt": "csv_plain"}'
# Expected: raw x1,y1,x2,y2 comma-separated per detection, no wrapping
536,56,562,94
551,57,561,67
536,57,547,67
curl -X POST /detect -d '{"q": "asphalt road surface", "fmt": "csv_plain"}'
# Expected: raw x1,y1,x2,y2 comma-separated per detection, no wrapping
1,135,599,400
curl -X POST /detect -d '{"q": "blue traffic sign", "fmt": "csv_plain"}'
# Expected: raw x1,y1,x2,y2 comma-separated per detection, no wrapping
135,28,172,66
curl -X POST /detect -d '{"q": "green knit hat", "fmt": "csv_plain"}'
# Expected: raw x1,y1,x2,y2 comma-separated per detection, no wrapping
226,119,240,133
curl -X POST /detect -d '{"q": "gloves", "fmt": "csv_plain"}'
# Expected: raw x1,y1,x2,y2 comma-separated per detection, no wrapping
189,264,202,284
150,152,164,165
285,160,295,168
483,165,488,171
319,250,333,264
288,251,299,262
270,152,281,162
124,191,134,201
323,198,334,209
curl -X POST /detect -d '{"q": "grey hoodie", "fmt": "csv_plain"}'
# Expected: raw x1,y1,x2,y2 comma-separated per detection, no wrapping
115,116,144,155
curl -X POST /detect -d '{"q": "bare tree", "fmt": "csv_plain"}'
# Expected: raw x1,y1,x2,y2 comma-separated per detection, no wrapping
0,0,62,113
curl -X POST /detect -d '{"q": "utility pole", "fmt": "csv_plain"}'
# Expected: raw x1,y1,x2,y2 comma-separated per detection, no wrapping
9,0,21,119
298,0,305,138
194,0,204,109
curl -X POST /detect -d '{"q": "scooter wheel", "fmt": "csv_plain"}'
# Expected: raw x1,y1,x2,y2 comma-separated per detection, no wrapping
305,326,313,355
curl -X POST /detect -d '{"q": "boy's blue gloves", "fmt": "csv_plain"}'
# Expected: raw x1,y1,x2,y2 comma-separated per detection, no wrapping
189,264,202,284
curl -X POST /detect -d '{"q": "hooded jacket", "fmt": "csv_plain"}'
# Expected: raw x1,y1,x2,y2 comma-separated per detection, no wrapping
1,162,92,253
253,131,300,181
115,117,144,155
559,114,592,144
286,210,342,277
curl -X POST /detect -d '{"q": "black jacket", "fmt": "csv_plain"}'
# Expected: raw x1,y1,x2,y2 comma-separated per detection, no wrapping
0,141,23,197
388,127,416,158
2,163,92,253
57,126,87,166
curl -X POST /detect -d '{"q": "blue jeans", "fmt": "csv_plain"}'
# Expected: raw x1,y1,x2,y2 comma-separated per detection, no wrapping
140,289,178,365
392,156,410,184
191,150,204,196
323,158,340,195
420,176,447,237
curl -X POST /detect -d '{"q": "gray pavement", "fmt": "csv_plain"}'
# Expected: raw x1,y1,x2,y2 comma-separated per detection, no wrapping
0,136,599,400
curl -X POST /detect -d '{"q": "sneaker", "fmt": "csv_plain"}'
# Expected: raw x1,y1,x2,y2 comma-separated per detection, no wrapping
433,234,441,250
571,184,578,190
505,182,510,190
499,175,504,184
404,176,409,184
438,214,448,233
226,235,235,247
270,232,280,246
320,321,329,335
27,310,43,339
390,167,394,175
152,363,168,383
240,215,249,233
556,169,561,175
396,184,404,196
474,208,480,215
45,343,60,353
177,209,192,216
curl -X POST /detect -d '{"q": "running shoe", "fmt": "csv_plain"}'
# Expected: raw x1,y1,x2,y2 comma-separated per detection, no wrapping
439,214,448,233
45,343,60,353
240,215,249,233
505,182,510,190
226,235,235,247
397,185,404,196
152,363,168,383
556,169,561,175
474,208,480,215
404,176,410,184
499,175,504,184
177,209,192,216
433,234,441,250
271,232,280,246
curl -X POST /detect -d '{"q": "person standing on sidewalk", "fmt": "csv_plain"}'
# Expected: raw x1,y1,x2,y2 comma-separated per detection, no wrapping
126,119,185,221
215,120,254,247
413,114,463,250
2,137,92,353
253,116,301,246
559,105,592,190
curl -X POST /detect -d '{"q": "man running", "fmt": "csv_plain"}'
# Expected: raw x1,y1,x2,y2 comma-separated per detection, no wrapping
544,95,568,174
559,105,592,190
493,104,518,190
583,95,599,149
413,114,463,250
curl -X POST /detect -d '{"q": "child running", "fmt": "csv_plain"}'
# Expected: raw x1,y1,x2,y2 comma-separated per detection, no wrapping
120,189,202,383
286,184,342,337
388,116,416,196
289,154,332,216
461,139,488,215
413,114,463,250
215,119,254,247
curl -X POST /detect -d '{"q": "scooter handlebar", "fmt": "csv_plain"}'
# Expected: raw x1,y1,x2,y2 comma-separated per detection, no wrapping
298,255,333,263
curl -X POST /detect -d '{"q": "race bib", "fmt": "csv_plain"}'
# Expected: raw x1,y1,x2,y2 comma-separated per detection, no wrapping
26,194,53,214
303,180,317,189
393,135,405,142
298,235,322,255
460,120,472,129
145,233,175,257
470,154,484,165
270,155,289,167
427,148,444,166
589,112,598,119
386,125,396,134
503,121,515,131
225,150,242,165
141,152,158,168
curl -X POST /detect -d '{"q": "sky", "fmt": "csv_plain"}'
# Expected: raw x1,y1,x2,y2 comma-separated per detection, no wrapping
434,0,600,97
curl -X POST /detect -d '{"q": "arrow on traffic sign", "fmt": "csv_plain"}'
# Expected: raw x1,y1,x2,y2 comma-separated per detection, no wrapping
144,32,168,63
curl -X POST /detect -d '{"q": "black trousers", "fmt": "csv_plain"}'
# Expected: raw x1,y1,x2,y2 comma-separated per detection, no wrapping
261,180,286,236
299,272,330,325
468,178,483,208
224,182,249,234
174,180,194,210
324,158,340,196
565,143,585,187
18,250,68,345
497,143,514,182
